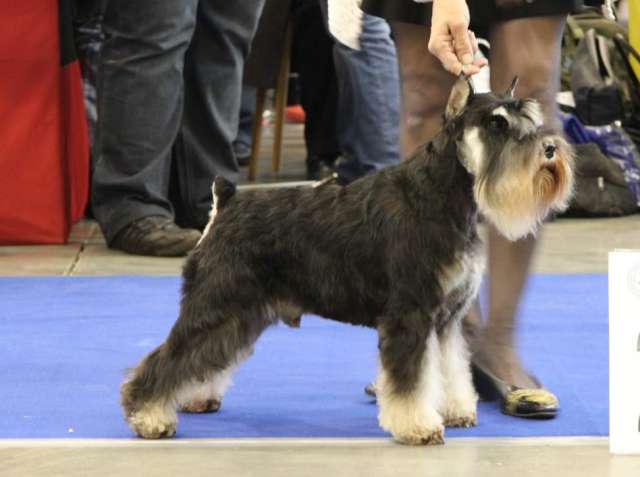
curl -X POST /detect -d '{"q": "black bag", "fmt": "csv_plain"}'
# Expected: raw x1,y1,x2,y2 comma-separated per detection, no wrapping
564,9,640,145
564,143,638,217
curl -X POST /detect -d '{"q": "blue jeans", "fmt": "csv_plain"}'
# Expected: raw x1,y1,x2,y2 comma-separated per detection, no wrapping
235,86,257,148
331,13,401,183
92,0,264,241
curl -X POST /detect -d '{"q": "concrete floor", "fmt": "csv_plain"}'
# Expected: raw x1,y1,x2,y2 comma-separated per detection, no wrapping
1,437,640,477
2,437,640,477
1,123,639,475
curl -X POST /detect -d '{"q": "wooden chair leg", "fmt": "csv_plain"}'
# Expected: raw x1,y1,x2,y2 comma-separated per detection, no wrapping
247,88,267,182
272,20,293,174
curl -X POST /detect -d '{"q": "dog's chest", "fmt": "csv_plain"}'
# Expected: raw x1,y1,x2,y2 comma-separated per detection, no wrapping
437,249,485,323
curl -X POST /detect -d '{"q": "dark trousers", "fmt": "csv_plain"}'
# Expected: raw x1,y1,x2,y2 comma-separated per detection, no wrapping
72,0,105,157
92,0,264,242
291,0,340,161
318,0,400,182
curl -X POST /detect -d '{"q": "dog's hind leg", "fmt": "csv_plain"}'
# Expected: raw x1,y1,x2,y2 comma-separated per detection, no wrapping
376,313,445,446
178,302,305,412
121,305,272,439
177,345,253,414
439,318,477,428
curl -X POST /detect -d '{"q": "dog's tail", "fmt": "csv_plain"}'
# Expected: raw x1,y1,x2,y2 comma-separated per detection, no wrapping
196,177,237,248
213,176,236,210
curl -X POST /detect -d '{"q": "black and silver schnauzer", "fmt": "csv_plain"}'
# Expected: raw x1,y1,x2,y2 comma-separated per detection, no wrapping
121,77,573,445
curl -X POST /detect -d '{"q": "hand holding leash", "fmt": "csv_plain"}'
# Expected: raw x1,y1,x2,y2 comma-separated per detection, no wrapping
428,0,487,76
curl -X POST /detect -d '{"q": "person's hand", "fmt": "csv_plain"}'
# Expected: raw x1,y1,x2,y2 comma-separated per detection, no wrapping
427,0,488,76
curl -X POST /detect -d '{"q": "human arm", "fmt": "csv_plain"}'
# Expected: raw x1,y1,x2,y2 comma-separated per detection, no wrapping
427,0,487,75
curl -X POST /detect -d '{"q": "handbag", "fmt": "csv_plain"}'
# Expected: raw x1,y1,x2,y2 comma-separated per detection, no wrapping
561,113,640,217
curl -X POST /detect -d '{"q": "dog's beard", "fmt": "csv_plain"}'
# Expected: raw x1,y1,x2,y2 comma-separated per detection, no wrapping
474,135,574,241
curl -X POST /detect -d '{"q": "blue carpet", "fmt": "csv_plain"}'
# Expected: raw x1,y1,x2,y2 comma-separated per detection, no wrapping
0,274,608,439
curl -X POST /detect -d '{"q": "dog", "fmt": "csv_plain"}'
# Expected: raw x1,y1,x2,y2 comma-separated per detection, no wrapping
120,77,574,445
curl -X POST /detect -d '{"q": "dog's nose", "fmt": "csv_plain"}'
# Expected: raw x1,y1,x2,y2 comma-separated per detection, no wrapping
544,143,556,159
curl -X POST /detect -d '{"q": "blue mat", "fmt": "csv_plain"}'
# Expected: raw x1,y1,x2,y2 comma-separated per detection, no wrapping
0,274,608,439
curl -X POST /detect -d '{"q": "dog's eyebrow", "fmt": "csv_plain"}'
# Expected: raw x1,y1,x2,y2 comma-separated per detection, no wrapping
489,106,516,131
519,100,544,128
490,106,510,119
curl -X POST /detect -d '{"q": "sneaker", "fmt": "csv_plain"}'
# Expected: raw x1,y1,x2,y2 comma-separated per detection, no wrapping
111,216,201,257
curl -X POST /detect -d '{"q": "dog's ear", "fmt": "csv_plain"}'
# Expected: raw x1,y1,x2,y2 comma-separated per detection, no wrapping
445,76,474,120
505,76,519,98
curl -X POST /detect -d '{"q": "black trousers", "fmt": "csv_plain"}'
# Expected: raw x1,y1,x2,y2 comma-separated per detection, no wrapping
291,0,340,160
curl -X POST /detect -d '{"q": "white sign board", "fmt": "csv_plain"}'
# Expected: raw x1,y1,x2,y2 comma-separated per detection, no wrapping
609,249,640,454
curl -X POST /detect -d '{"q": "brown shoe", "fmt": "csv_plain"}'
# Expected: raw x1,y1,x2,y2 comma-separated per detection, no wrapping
111,216,201,257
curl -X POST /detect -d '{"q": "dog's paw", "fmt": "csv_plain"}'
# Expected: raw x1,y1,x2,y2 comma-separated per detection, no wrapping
126,403,177,439
393,425,445,446
133,421,176,439
444,412,477,428
128,415,177,439
442,399,478,428
379,404,445,446
180,398,221,413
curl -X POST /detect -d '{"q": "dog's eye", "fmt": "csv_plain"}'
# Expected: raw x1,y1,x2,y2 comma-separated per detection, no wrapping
489,115,509,132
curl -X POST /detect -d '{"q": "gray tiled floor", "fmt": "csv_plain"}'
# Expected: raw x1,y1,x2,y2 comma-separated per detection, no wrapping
1,123,639,476
2,215,637,277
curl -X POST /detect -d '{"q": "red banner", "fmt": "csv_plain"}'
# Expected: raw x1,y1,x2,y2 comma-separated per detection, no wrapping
0,1,89,244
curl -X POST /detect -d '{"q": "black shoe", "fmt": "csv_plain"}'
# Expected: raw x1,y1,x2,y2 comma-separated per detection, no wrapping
471,361,559,419
306,156,323,180
306,154,337,181
364,382,377,400
234,141,251,167
111,216,202,257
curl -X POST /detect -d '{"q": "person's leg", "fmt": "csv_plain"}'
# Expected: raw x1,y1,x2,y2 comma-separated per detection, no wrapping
292,0,341,180
472,15,566,388
489,16,565,130
173,0,265,229
233,86,257,166
72,0,106,160
331,14,401,183
390,23,456,156
92,0,198,244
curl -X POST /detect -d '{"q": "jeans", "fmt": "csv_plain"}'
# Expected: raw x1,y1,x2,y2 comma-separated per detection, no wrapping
72,0,105,157
235,86,257,148
331,13,401,182
92,0,264,242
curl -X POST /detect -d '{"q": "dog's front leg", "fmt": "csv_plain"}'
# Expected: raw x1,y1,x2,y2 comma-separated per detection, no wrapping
439,318,477,428
376,313,445,445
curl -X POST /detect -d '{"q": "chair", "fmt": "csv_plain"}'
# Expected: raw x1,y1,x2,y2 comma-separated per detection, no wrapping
247,19,294,182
